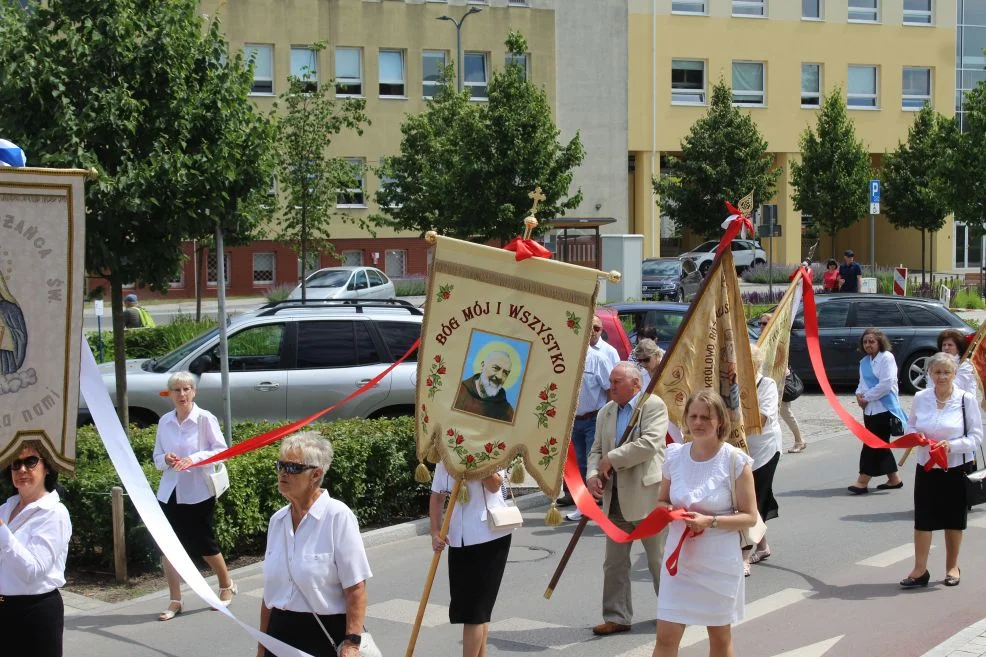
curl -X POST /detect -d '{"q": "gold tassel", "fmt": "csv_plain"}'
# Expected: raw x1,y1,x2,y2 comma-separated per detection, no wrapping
545,502,562,526
458,483,470,504
510,461,526,485
414,462,432,484
426,441,440,463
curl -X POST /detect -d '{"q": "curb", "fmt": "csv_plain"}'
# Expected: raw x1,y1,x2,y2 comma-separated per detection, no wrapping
919,617,986,657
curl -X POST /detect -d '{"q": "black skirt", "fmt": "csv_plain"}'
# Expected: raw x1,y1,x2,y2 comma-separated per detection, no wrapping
0,589,63,657
752,451,780,522
160,490,221,557
264,607,346,657
448,533,511,625
914,463,970,531
859,412,898,476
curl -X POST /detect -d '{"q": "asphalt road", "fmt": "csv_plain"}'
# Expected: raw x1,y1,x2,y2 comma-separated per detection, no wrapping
61,390,986,657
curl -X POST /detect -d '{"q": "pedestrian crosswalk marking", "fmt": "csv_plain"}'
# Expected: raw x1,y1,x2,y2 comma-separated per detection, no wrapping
856,543,934,568
767,635,844,657
488,616,588,650
365,598,448,628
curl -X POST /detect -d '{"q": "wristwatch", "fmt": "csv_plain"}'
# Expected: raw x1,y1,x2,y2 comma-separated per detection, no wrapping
711,515,719,529
344,634,363,647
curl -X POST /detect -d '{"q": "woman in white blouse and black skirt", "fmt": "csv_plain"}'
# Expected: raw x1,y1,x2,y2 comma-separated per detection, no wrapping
849,329,906,494
900,352,983,588
0,443,72,657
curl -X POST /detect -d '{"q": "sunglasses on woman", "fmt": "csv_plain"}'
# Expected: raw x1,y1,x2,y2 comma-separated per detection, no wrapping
10,455,43,472
275,460,317,475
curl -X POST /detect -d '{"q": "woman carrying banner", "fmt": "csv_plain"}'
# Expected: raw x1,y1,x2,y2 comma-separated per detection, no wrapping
153,371,235,621
0,444,71,657
758,314,806,453
900,352,982,588
849,329,906,494
938,329,977,396
633,338,665,390
654,390,757,657
430,462,512,657
257,431,371,657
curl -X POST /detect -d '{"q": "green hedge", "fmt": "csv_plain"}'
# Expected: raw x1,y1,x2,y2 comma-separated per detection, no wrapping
86,315,216,363
57,417,428,571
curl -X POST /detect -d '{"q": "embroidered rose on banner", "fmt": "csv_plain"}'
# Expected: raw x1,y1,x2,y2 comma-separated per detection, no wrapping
538,436,559,469
447,428,507,469
565,311,582,335
426,355,447,398
533,382,559,428
436,283,453,302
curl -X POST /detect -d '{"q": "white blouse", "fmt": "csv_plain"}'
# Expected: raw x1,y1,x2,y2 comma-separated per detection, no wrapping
856,351,899,416
0,490,72,595
905,387,984,469
262,490,372,614
153,404,227,504
955,359,978,397
431,462,512,548
746,377,782,471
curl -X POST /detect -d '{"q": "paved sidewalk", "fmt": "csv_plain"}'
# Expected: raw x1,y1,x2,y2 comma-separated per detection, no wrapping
921,619,986,657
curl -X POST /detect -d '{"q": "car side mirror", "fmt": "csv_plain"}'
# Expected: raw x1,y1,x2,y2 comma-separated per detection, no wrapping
189,354,214,375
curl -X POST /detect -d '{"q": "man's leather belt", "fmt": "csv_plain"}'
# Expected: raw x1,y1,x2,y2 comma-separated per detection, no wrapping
575,409,599,421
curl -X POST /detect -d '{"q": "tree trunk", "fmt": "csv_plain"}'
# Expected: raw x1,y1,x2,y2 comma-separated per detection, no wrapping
300,204,308,303
195,242,206,321
830,230,836,260
920,229,926,288
111,278,129,433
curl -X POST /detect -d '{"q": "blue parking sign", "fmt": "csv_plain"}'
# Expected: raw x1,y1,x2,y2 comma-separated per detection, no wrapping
870,179,880,203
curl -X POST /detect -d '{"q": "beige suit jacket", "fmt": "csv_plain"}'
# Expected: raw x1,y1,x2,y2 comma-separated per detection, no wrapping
587,393,669,522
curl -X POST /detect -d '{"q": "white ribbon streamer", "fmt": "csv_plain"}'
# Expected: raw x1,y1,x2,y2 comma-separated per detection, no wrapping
79,338,313,657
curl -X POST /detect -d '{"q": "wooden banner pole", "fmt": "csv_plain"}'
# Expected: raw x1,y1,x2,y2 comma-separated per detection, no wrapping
544,514,589,599
405,477,462,657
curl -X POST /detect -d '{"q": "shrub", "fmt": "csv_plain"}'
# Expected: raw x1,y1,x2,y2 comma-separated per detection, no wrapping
262,284,295,303
86,315,216,363
394,277,427,296
740,263,799,284
61,417,429,572
743,303,776,320
954,288,986,310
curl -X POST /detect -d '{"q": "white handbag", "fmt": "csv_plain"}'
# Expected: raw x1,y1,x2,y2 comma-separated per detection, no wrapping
728,449,767,550
198,416,230,498
485,475,523,531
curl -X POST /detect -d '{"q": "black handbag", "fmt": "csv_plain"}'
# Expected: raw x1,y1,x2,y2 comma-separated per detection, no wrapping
960,396,986,507
781,371,804,402
888,413,905,437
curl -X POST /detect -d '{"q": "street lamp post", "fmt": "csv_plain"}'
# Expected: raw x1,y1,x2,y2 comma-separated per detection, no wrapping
437,6,481,93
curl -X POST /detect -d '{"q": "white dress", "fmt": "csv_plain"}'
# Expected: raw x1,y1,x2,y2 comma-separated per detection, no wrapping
657,442,752,627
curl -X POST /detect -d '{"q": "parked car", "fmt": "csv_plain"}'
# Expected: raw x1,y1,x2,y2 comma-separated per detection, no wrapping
607,302,759,355
641,257,703,302
679,239,767,276
77,299,422,427
288,266,395,300
750,294,974,393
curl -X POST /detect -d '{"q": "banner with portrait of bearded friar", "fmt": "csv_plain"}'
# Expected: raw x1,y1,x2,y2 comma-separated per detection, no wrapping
0,167,88,474
415,234,601,498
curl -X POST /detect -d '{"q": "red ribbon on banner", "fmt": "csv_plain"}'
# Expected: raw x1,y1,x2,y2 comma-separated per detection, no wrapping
716,206,754,257
504,236,551,261
195,338,421,467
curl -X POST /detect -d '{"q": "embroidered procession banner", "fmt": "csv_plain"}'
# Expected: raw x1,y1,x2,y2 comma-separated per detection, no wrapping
650,249,761,451
755,270,804,394
417,235,600,498
0,167,87,473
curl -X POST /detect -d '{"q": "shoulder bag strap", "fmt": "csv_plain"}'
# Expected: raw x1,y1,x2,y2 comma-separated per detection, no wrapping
282,525,341,654
728,448,737,512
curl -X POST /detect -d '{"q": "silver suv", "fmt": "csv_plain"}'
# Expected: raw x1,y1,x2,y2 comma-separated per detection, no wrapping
78,300,422,427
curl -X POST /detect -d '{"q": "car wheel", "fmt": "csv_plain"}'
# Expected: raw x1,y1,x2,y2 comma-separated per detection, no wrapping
902,351,933,393
699,261,712,276
128,408,159,429
369,405,415,419
753,258,766,267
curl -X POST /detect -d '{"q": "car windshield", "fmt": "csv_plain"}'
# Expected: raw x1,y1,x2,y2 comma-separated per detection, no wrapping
642,260,681,277
305,270,351,288
692,241,718,253
151,327,219,372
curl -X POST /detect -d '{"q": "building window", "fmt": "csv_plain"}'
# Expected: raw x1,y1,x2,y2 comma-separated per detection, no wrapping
379,173,402,208
169,268,184,289
802,0,821,19
290,47,318,93
505,53,529,81
386,249,407,278
335,47,363,97
732,61,765,106
337,158,366,207
253,252,276,285
423,50,447,98
672,1,705,13
464,52,488,100
802,63,821,107
847,65,878,108
671,59,706,104
848,0,878,22
207,251,231,287
508,0,529,5
297,253,320,280
902,67,932,109
341,250,364,266
379,49,405,97
904,0,932,24
732,0,766,17
245,44,274,95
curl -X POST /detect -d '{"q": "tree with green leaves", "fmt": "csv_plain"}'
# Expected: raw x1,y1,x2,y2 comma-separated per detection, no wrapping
883,105,956,284
653,79,781,240
0,0,276,428
375,32,584,244
950,82,986,244
790,89,872,257
274,44,369,301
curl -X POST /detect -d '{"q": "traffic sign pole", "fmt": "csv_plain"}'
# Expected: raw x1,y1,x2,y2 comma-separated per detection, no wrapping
869,180,880,273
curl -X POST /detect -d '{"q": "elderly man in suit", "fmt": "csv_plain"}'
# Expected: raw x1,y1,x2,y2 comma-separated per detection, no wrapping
587,361,669,636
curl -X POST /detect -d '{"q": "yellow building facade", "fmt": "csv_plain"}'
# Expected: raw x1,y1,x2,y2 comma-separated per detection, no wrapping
628,0,956,270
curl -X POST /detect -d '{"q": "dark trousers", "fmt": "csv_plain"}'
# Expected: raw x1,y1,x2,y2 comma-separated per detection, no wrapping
0,589,63,657
264,607,346,657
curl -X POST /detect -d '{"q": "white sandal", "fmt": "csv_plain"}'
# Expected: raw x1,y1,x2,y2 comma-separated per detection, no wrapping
158,599,182,621
218,582,238,607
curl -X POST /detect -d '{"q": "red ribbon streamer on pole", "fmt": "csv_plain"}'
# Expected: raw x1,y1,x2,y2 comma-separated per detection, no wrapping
503,236,552,261
195,338,421,467
716,207,754,256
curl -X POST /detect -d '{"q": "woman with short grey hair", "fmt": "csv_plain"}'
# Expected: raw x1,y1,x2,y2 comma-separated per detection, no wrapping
633,338,665,390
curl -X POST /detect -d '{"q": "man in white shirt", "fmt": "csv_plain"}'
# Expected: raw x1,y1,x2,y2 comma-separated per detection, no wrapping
592,316,620,369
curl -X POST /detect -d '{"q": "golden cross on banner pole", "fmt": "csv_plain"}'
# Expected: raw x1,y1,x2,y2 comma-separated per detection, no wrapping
528,186,546,215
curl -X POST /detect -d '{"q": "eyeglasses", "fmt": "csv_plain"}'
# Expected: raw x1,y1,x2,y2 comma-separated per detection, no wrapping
637,357,651,364
275,460,317,475
592,326,603,332
10,455,42,472
758,322,768,327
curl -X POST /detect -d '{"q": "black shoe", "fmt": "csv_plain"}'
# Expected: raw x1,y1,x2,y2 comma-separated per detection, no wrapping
943,570,961,587
556,495,575,507
899,571,931,588
877,481,904,490
848,485,869,495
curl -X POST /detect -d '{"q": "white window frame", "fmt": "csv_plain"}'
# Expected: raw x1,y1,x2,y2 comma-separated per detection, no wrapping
290,47,318,93
385,249,407,278
422,50,447,98
848,0,879,23
252,252,276,286
732,0,766,17
731,61,766,106
464,51,489,101
902,66,932,110
801,63,822,107
341,250,364,267
335,47,363,97
207,251,231,288
505,52,529,81
169,268,185,289
672,1,706,13
245,44,274,96
508,0,529,5
847,65,879,109
379,49,406,98
903,0,933,25
337,158,366,208
802,0,822,20
671,59,707,105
